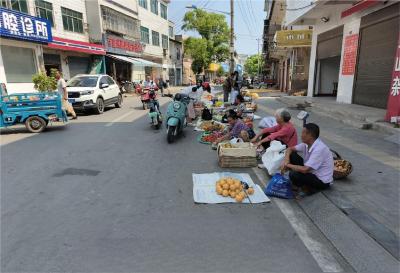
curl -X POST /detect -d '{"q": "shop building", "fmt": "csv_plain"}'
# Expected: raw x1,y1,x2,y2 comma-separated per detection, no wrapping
0,2,52,93
85,0,149,82
167,30,183,86
138,0,170,81
41,0,106,80
286,0,399,111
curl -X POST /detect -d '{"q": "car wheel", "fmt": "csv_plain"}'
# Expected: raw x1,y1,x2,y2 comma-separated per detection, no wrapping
94,97,104,114
25,116,46,133
115,94,123,108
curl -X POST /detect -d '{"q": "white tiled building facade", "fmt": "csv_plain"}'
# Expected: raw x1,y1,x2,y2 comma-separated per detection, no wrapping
0,0,176,94
285,0,399,110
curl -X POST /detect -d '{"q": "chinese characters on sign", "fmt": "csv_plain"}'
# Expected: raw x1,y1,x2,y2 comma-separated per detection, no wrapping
0,8,52,43
385,34,400,122
104,34,144,56
342,34,359,75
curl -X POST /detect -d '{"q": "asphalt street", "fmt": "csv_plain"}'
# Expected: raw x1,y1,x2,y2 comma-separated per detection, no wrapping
1,91,397,272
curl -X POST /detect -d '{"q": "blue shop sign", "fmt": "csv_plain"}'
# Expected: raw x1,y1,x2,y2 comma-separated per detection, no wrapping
0,7,52,43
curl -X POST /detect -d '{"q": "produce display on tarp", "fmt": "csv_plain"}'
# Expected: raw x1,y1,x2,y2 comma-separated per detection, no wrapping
192,172,270,204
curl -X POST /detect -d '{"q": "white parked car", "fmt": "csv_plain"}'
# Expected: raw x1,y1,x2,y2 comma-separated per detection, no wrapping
66,74,122,114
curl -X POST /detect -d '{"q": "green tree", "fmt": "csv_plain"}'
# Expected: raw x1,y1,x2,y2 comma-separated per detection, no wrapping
182,9,230,74
216,66,225,77
32,68,58,92
244,54,263,77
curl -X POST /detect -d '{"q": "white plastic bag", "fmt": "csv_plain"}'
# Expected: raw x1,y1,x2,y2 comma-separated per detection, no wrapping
230,137,244,144
258,116,277,129
230,89,239,104
262,141,286,175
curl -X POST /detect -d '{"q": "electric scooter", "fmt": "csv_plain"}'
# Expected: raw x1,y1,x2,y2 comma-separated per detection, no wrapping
165,93,191,143
148,98,162,129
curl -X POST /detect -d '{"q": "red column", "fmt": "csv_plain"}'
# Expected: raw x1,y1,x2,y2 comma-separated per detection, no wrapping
385,33,400,122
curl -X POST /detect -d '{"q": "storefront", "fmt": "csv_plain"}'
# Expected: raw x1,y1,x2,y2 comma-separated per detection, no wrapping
103,33,144,82
353,3,400,109
0,7,52,93
46,37,106,80
314,26,343,96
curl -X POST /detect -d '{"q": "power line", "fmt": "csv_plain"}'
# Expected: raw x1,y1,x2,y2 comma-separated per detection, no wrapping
284,2,315,11
246,0,260,33
237,0,253,36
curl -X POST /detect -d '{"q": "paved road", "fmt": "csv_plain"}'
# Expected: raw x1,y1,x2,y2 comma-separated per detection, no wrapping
0,94,349,272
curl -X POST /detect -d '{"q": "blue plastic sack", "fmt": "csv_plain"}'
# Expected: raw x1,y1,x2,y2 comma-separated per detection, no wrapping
264,173,294,199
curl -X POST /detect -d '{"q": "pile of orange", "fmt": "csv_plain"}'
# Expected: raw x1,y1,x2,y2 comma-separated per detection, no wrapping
215,177,254,203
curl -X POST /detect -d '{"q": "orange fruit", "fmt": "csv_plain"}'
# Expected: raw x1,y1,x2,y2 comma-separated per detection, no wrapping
222,190,229,197
247,187,255,195
222,183,229,190
235,194,244,203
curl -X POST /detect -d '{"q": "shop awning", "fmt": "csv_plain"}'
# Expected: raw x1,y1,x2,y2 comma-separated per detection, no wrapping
107,54,142,65
131,58,162,68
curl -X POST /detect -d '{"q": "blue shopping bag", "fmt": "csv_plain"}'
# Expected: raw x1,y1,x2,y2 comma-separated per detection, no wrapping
264,173,294,199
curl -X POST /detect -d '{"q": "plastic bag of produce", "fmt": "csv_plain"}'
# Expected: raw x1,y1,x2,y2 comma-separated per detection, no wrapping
264,173,293,199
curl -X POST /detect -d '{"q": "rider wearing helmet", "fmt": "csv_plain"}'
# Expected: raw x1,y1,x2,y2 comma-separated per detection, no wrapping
149,89,161,114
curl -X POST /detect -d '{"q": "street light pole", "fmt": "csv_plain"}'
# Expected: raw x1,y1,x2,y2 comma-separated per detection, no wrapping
229,0,235,74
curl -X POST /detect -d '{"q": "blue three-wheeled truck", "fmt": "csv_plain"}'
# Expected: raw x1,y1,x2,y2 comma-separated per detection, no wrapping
0,84,68,133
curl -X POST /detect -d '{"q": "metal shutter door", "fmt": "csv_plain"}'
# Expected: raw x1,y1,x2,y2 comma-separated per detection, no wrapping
68,57,90,78
317,26,344,59
353,4,399,108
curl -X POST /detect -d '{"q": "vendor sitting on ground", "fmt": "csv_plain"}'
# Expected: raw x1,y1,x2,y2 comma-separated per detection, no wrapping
186,86,203,125
281,123,334,195
235,94,246,118
251,108,297,149
214,112,253,144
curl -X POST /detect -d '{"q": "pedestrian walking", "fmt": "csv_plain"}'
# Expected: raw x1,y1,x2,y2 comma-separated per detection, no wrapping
158,77,165,96
222,74,232,102
55,71,77,120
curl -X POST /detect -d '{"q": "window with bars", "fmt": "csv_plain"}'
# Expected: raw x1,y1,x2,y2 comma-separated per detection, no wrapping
35,0,53,26
102,6,140,38
160,3,167,19
169,26,174,38
141,26,150,44
150,0,158,15
61,7,83,33
139,0,147,9
1,0,28,13
162,34,168,49
152,30,160,46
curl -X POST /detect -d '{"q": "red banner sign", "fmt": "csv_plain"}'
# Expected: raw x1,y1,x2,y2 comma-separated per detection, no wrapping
106,36,143,54
342,34,359,75
385,33,400,122
341,0,379,18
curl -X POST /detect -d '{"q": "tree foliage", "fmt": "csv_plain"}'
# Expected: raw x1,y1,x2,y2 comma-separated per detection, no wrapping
182,9,230,74
32,68,58,92
244,54,263,77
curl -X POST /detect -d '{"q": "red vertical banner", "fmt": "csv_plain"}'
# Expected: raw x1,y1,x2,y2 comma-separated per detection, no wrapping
385,34,400,122
342,34,359,75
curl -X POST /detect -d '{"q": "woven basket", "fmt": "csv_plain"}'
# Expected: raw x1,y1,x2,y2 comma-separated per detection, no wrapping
331,149,353,180
218,156,257,168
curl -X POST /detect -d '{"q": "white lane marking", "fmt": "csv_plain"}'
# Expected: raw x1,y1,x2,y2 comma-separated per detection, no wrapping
257,103,400,171
252,167,344,272
105,110,135,127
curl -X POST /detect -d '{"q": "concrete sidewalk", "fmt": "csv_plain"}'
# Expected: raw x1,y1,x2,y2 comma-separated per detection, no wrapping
276,96,399,136
255,97,400,272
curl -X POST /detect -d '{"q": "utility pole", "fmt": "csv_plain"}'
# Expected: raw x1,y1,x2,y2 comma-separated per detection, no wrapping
257,38,261,80
229,0,235,74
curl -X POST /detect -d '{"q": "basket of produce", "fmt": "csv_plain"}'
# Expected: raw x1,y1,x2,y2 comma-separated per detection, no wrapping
217,142,257,168
198,131,224,144
215,177,255,203
199,120,225,132
331,149,353,180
